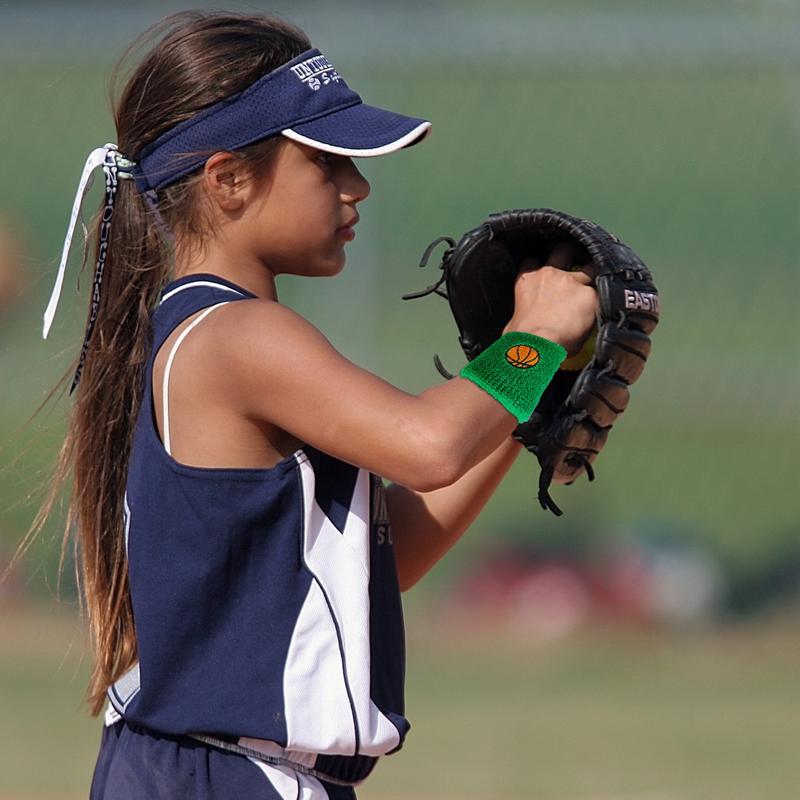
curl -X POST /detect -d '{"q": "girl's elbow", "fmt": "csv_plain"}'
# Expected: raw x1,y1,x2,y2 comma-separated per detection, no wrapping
396,561,424,593
413,432,462,493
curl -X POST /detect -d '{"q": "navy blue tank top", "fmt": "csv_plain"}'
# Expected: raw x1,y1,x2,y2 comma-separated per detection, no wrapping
108,274,408,782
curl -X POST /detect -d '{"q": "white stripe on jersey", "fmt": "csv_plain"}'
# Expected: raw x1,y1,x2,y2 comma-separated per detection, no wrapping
285,457,401,756
284,579,357,752
159,281,245,305
122,490,131,554
111,661,141,712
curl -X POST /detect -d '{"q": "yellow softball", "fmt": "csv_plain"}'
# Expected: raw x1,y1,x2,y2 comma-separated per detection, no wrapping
560,323,598,371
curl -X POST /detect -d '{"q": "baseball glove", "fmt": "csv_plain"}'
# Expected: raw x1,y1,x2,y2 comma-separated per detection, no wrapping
402,208,660,516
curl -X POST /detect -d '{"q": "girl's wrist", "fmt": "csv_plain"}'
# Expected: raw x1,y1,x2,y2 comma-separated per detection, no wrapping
501,322,567,349
460,331,567,423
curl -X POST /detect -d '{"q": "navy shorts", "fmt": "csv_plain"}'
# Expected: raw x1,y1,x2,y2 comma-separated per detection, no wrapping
90,720,358,800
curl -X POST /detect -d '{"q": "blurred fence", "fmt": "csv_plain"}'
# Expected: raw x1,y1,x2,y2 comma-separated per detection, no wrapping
1,0,798,609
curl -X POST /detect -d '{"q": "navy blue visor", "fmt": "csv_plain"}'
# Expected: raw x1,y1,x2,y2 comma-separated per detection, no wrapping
131,48,431,195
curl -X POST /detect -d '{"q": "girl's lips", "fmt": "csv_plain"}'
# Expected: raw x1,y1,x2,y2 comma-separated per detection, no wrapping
336,225,356,241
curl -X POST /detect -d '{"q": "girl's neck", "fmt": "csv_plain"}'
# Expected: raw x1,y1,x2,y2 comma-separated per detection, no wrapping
173,246,279,301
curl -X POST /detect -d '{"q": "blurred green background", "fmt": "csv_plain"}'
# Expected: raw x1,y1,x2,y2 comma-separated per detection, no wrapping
1,1,798,798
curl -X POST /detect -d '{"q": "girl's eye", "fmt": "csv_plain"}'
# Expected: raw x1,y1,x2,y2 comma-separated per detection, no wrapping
315,152,335,167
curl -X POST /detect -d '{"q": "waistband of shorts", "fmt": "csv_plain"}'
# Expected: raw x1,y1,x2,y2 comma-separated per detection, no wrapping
189,733,378,787
105,702,375,787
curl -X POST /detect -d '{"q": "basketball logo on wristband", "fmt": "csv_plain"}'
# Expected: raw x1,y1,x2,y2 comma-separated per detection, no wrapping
505,344,540,368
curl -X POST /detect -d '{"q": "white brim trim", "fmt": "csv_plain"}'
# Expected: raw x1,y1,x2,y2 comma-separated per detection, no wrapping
280,122,431,157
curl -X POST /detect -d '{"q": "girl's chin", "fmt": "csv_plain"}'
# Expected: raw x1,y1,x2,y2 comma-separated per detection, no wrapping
280,250,346,277
311,256,346,277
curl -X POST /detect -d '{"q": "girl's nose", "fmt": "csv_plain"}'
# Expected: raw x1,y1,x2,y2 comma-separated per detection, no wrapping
341,159,370,203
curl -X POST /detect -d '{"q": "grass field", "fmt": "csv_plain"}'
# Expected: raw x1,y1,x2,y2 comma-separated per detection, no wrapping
2,602,799,800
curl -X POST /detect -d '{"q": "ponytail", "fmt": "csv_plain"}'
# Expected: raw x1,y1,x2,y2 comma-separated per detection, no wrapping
30,158,171,714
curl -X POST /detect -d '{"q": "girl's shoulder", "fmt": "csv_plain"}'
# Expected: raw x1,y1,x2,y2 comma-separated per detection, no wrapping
204,295,325,339
158,295,326,366
151,297,309,470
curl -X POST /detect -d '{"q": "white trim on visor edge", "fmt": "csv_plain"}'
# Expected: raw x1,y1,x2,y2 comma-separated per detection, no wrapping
281,122,431,157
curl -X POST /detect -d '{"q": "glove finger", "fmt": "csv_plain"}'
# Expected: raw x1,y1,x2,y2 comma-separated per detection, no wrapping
571,260,599,282
547,242,574,268
519,256,541,272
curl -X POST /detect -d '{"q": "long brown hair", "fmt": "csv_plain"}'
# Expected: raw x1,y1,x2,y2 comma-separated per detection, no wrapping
24,10,311,716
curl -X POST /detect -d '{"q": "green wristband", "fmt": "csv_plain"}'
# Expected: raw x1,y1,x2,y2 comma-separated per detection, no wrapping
459,332,567,423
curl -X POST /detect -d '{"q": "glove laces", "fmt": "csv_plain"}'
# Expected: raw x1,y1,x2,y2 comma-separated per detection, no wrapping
401,235,457,379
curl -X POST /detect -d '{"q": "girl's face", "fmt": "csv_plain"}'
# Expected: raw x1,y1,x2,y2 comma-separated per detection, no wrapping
243,139,371,278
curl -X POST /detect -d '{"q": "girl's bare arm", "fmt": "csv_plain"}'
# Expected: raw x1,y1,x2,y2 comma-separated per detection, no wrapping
386,435,523,591
207,298,528,492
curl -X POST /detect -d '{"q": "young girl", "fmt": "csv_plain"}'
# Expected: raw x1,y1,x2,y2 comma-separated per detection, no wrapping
37,10,597,799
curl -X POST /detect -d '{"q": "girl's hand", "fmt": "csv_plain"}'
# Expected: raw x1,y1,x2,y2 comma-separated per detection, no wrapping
502,243,599,356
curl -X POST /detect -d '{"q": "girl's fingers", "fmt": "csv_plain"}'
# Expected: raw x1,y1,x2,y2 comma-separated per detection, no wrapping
574,260,599,281
569,270,594,285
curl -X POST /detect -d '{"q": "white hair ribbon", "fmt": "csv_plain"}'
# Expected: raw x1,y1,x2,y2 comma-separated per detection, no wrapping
42,142,135,341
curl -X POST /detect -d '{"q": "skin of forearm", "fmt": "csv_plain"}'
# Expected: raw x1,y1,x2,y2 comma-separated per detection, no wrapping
386,435,524,591
416,377,522,485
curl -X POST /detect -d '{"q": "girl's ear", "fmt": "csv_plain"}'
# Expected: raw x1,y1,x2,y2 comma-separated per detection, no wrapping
202,152,249,212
